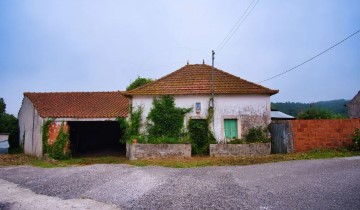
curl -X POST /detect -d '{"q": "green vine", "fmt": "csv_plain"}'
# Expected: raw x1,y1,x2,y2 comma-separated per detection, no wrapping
42,119,70,160
188,119,216,155
206,106,214,125
47,122,71,160
41,118,54,155
146,95,191,142
117,106,143,143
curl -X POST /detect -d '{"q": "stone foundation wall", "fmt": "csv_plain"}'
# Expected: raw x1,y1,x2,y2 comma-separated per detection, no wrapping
126,143,191,160
209,143,271,157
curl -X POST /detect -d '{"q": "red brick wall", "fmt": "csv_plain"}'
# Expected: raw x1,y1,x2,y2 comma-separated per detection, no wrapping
48,122,69,146
290,119,360,152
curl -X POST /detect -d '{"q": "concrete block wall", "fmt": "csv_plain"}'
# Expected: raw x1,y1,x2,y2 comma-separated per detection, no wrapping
290,119,360,152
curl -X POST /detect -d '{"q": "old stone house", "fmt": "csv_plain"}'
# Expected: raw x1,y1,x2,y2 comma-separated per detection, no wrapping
19,64,278,157
125,64,278,141
347,91,360,118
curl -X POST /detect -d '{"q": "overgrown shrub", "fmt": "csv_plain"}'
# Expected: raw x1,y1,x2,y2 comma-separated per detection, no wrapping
188,119,216,155
245,127,270,143
350,128,360,151
118,106,143,143
146,95,191,140
227,126,269,144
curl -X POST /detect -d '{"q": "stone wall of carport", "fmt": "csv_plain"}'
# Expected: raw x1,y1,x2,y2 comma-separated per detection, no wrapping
290,119,360,152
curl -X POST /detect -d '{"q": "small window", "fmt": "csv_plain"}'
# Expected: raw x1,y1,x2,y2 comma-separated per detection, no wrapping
224,119,238,139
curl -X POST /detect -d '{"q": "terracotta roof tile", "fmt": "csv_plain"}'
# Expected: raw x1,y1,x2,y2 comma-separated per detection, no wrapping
125,64,278,96
24,91,129,118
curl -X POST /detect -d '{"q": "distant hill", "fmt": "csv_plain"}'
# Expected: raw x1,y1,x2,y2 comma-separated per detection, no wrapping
271,99,349,118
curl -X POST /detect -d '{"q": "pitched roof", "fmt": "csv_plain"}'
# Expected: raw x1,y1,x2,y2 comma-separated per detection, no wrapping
125,64,278,96
24,91,129,118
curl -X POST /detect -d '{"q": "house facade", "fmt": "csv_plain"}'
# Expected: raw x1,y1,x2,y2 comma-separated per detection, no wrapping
125,64,278,141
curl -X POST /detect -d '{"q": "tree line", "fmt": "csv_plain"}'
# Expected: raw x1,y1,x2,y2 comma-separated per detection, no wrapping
271,99,349,119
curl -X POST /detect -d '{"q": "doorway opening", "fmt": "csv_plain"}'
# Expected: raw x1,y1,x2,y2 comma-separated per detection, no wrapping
68,121,124,157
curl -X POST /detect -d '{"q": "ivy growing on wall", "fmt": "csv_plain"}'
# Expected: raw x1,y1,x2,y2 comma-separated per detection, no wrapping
42,118,54,155
42,120,71,160
188,119,216,155
146,95,191,142
47,122,71,160
117,106,143,143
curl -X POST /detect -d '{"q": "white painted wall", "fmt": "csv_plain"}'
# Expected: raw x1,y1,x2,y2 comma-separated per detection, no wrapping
18,97,43,157
132,94,271,142
213,95,270,140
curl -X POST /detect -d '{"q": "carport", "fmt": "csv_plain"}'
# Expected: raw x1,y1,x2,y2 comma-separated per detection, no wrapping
19,91,129,158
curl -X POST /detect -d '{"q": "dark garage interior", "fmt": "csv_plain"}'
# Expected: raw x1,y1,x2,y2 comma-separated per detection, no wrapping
68,121,125,156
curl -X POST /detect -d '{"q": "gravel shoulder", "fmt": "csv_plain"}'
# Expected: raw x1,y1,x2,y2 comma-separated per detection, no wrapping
0,178,119,210
1,157,360,210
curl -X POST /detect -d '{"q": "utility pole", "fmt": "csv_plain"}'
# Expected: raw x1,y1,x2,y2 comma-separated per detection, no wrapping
210,50,216,139
211,50,215,107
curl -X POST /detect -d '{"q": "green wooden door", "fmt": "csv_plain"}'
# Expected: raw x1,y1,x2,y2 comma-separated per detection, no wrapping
224,119,238,139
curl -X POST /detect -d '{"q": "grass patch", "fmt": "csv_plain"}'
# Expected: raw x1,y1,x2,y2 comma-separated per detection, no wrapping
0,154,38,166
1,148,359,168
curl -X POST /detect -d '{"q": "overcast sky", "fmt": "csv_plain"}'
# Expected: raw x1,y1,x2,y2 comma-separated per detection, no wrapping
1,0,359,115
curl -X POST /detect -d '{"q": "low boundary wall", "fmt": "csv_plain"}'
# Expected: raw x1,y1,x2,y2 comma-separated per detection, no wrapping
209,143,271,157
126,143,191,160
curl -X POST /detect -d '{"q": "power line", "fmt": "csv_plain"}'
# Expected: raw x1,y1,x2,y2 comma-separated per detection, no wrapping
258,29,360,83
216,0,260,53
215,0,256,51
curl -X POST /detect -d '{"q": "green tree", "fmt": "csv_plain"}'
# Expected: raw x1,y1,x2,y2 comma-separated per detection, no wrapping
188,119,216,155
297,107,344,119
0,98,19,149
126,77,153,91
0,98,5,115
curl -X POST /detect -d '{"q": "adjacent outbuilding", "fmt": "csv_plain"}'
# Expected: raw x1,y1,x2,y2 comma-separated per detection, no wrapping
347,90,360,119
18,91,129,157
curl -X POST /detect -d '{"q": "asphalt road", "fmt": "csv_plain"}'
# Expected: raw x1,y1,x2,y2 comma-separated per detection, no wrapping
0,157,360,210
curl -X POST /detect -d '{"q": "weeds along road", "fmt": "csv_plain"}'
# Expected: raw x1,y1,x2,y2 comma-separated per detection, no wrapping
0,157,360,210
